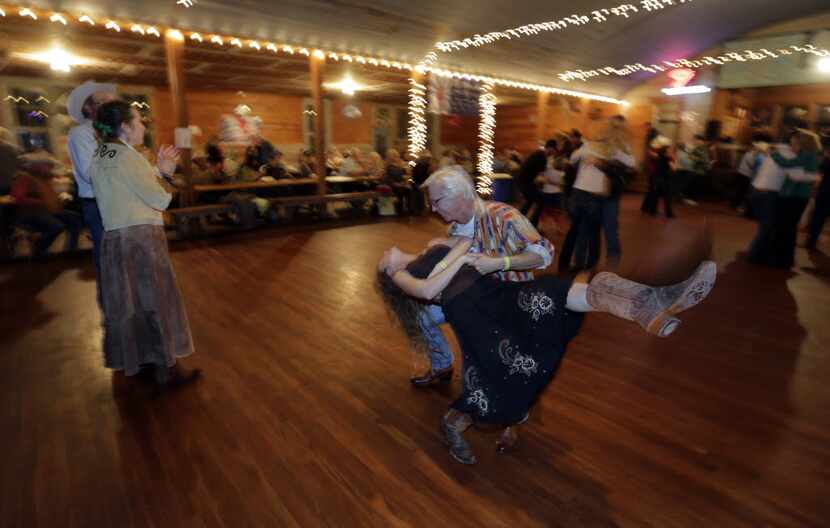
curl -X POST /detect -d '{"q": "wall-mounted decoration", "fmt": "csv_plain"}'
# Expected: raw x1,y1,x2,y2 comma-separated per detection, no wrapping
342,104,362,119
782,105,809,128
749,105,775,129
588,106,604,121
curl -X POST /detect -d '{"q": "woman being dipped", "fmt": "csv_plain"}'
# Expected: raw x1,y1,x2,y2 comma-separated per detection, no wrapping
90,100,200,390
378,238,716,465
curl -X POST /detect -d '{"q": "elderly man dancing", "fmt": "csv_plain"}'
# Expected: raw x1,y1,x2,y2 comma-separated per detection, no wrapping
405,166,556,388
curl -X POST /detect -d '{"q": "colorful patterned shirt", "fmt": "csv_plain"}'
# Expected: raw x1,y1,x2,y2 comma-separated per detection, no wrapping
452,199,555,282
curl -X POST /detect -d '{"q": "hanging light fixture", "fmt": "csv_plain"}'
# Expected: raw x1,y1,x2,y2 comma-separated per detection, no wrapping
18,46,89,73
329,75,362,96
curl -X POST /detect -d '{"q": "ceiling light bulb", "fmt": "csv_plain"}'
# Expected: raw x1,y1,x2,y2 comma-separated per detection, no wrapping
43,47,79,72
819,57,830,74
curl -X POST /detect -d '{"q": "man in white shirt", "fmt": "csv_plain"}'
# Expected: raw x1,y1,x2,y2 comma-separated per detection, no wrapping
734,133,772,214
66,81,116,305
747,143,795,264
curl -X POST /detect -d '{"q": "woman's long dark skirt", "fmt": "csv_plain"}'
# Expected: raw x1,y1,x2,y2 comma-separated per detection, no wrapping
101,224,194,375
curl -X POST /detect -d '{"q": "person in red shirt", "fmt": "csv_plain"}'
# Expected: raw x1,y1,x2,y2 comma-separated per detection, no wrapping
10,169,82,257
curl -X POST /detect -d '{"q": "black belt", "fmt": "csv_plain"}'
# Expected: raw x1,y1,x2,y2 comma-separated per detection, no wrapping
80,197,97,202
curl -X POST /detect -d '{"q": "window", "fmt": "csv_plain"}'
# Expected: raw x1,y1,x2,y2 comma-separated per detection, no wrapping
10,88,52,152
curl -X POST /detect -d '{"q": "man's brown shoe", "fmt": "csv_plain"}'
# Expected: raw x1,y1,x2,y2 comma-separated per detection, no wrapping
410,366,453,387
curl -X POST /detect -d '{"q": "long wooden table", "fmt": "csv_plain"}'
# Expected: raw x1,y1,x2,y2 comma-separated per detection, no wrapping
192,178,319,194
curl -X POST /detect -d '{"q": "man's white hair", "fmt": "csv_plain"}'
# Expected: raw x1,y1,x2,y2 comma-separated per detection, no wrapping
421,166,475,200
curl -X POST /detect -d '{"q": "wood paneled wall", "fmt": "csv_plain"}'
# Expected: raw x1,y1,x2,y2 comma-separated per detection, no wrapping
439,115,478,154
494,99,624,156
709,83,830,143
331,100,373,145
152,89,305,147
494,105,537,154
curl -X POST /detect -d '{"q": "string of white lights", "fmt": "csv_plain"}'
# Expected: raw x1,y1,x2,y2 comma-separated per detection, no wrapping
405,66,628,164
407,78,429,164
435,0,693,53
0,4,418,73
559,43,830,82
408,1,651,180
477,83,497,195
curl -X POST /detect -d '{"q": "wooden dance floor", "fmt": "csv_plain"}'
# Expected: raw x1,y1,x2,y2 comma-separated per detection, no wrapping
2,195,829,527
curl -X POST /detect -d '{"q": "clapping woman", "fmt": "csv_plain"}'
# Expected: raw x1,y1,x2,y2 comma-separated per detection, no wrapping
90,100,200,390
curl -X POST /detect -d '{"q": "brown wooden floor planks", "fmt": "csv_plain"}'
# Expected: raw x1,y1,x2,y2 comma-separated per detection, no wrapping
1,195,829,527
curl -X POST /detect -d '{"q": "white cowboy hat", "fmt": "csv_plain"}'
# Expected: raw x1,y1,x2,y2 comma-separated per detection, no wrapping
67,81,116,123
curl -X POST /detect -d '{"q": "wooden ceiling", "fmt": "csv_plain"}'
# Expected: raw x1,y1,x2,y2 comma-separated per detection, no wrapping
1,0,826,98
3,1,823,104
0,15,422,104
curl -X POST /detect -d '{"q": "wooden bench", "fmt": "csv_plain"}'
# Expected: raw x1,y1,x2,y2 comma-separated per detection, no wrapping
268,191,377,207
168,190,379,238
167,203,234,238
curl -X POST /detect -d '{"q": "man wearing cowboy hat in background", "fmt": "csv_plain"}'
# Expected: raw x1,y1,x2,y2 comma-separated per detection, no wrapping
67,80,116,306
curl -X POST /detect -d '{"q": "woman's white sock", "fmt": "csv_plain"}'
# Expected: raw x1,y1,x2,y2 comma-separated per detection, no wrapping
565,282,592,312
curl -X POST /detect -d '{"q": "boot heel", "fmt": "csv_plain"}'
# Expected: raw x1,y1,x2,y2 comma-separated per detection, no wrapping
646,313,681,337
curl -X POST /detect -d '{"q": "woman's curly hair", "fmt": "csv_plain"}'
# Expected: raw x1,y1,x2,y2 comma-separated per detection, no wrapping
375,271,430,357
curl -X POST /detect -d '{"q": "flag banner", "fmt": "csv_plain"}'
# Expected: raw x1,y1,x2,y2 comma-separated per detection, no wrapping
429,76,480,117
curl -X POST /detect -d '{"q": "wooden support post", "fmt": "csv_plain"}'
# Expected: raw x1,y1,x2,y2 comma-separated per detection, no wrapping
164,30,193,206
310,52,327,196
536,91,549,146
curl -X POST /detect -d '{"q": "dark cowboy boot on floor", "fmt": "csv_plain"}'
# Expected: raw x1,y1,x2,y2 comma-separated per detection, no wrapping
441,411,476,465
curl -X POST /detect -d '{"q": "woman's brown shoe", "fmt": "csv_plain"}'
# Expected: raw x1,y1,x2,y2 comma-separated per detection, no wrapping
154,364,202,393
496,426,519,454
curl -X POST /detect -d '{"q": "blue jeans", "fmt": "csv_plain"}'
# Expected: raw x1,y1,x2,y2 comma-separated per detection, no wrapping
601,196,621,259
417,304,453,371
559,189,602,271
81,199,105,307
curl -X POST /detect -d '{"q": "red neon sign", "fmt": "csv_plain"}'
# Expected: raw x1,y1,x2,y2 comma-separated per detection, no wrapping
668,68,696,88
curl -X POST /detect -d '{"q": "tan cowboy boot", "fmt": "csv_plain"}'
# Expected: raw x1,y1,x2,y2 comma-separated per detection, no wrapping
587,261,717,337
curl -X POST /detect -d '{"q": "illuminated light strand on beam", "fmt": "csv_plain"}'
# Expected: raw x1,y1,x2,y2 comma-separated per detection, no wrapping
406,78,428,166
49,13,67,25
435,0,693,52
559,44,830,82
477,82,497,195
